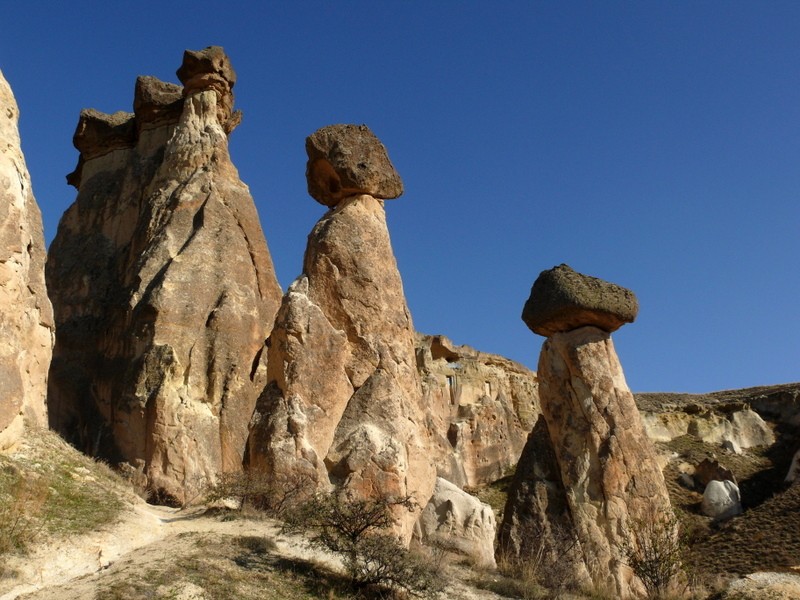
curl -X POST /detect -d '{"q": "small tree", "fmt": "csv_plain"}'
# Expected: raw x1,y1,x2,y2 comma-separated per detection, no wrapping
623,510,684,599
284,490,442,598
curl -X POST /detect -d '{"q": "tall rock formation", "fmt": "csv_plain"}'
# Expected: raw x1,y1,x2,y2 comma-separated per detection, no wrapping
0,70,54,450
46,47,282,503
503,265,673,597
415,334,539,488
248,124,435,541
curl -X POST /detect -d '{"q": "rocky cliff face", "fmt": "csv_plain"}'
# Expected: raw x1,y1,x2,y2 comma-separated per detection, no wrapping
248,124,434,541
46,47,282,503
503,265,673,598
0,70,54,450
415,334,538,488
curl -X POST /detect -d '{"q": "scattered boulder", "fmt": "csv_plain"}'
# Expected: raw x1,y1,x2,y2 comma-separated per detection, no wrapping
702,480,743,520
47,47,282,503
521,264,638,337
0,69,55,450
415,477,497,568
722,439,742,454
305,124,403,207
248,124,434,542
416,334,539,488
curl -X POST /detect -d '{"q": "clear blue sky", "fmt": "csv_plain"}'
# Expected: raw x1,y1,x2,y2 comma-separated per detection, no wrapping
2,2,798,393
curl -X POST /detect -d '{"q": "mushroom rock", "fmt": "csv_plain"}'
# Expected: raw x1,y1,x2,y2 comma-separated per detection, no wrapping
248,124,434,542
0,70,54,450
305,124,403,207
46,47,282,503
522,264,638,337
515,266,673,597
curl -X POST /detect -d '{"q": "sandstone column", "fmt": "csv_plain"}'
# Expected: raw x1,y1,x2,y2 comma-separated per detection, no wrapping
512,264,673,597
0,70,54,450
248,124,435,541
46,48,282,503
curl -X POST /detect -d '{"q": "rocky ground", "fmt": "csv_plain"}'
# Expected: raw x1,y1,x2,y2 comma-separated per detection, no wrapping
2,383,800,599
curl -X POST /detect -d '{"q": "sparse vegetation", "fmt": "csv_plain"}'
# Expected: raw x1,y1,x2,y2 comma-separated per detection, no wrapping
283,490,443,598
205,469,315,517
622,510,685,599
0,426,127,569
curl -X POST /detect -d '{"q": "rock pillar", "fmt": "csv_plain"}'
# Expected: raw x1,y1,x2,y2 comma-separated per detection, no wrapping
46,47,282,503
248,124,435,542
0,70,54,450
505,264,673,597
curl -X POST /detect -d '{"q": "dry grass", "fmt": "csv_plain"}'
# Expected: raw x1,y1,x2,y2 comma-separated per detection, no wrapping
0,426,129,565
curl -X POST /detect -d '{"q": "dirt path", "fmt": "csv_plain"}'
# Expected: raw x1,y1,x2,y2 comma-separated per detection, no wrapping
0,499,504,600
0,500,295,600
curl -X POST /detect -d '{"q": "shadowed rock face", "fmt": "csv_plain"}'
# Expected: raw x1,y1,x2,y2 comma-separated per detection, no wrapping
46,47,282,503
537,326,672,597
497,415,589,588
508,269,672,598
522,264,638,337
415,334,539,488
0,70,54,450
248,124,433,542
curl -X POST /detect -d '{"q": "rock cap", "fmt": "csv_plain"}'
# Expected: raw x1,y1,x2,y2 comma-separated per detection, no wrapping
67,109,136,188
522,264,638,337
133,76,183,129
176,46,240,133
305,124,403,207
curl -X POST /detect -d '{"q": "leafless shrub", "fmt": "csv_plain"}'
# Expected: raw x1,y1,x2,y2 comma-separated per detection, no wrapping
622,510,685,599
205,469,315,517
283,490,442,598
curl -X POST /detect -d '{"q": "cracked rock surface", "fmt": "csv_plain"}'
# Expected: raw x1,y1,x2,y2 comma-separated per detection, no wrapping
0,69,54,450
46,48,282,503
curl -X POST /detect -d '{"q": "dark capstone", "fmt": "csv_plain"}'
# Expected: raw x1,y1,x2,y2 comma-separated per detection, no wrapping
133,76,183,128
67,109,136,188
176,46,236,89
522,264,638,337
305,124,403,207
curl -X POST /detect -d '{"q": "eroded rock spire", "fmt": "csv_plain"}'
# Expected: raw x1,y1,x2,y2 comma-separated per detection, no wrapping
248,124,434,541
501,265,673,597
47,47,282,503
0,70,54,450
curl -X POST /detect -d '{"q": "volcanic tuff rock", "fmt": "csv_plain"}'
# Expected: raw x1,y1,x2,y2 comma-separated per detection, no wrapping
248,124,434,542
415,334,539,488
535,326,673,597
46,47,282,503
415,477,497,568
511,269,671,597
305,124,403,207
0,70,54,450
702,479,743,520
522,264,638,337
497,416,589,586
